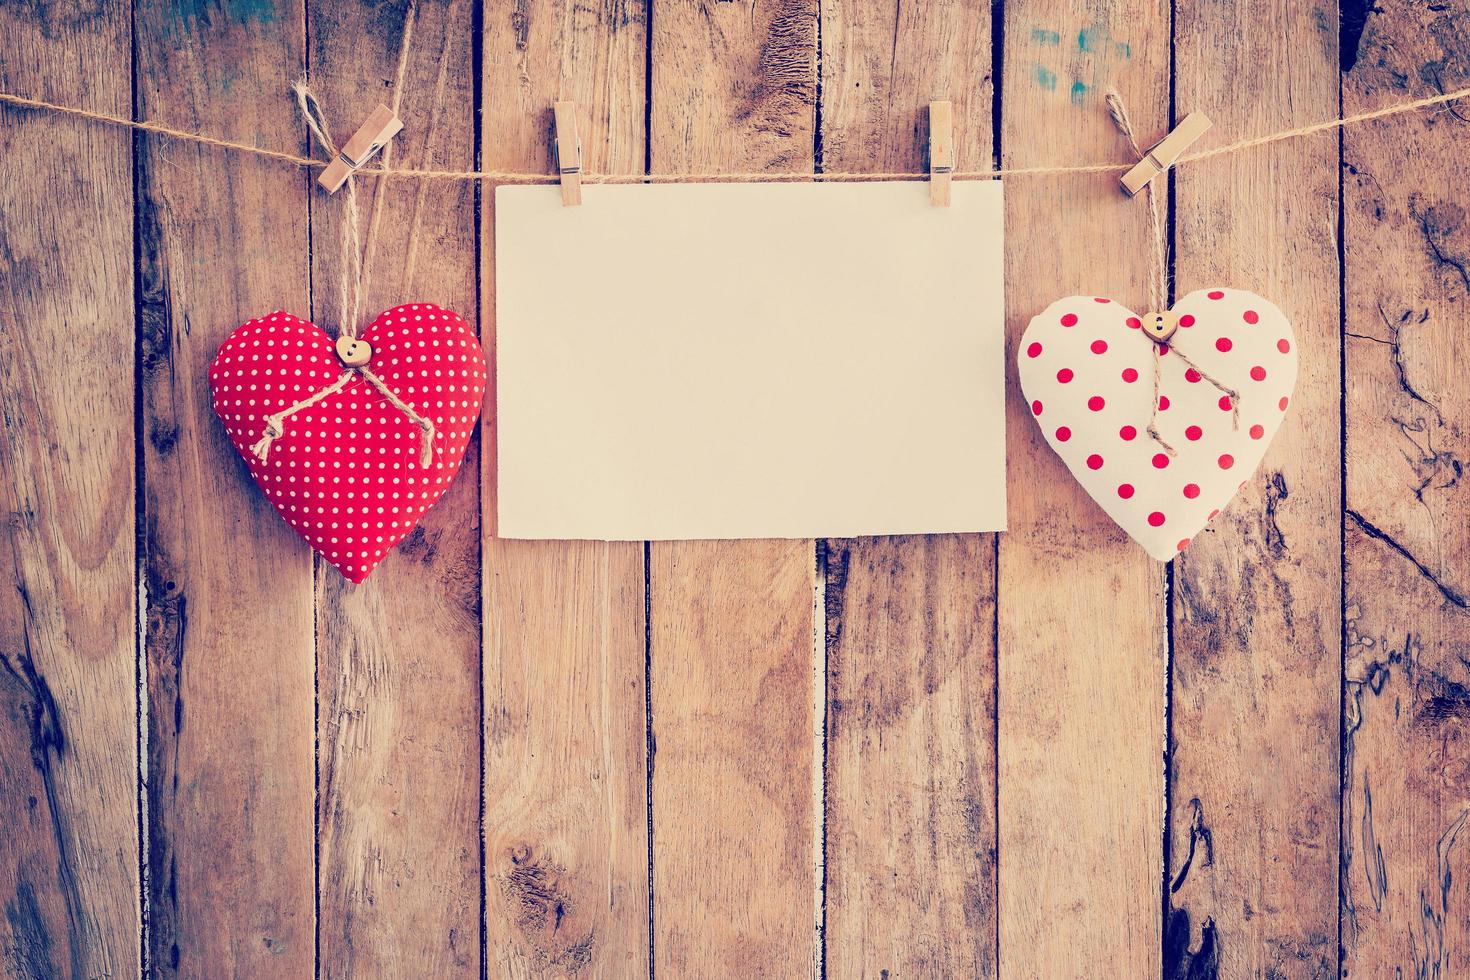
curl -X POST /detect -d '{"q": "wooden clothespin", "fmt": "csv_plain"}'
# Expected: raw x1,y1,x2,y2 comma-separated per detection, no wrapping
928,101,955,207
317,105,403,194
553,101,583,206
1120,112,1211,196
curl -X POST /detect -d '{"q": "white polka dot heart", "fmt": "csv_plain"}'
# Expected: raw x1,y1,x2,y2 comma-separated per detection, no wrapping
1018,288,1297,561
210,305,488,583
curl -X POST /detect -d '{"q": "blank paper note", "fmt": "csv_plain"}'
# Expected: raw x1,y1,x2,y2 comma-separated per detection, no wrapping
494,180,1007,541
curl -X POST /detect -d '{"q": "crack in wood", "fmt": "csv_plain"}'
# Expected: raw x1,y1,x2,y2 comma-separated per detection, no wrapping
1375,302,1440,418
1359,778,1389,914
1411,196,1470,294
1409,808,1469,979
1347,509,1467,608
1262,472,1290,560
1170,798,1214,894
1,642,87,980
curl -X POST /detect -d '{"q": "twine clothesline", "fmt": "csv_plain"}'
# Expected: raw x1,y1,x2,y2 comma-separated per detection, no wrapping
6,67,1464,466
0,83,1466,185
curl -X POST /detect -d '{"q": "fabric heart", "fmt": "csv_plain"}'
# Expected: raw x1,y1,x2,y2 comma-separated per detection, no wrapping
209,304,487,582
1017,288,1297,560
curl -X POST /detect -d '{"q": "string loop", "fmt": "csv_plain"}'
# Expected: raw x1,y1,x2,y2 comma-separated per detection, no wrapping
249,368,438,468
1105,92,1169,314
1107,90,1249,457
249,371,354,462
250,1,438,469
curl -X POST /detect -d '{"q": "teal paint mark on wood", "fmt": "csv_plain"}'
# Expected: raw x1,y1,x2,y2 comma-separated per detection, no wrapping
1070,81,1088,105
167,0,280,28
1031,28,1061,45
1078,24,1104,52
162,0,280,42
1075,24,1132,59
1034,66,1058,91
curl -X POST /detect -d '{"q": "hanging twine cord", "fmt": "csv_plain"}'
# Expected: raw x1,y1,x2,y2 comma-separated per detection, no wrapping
251,362,437,468
252,3,438,469
360,0,419,307
293,82,369,336
1105,93,1169,314
1,83,1466,184
400,4,456,286
1106,90,1244,458
359,368,436,468
250,371,354,462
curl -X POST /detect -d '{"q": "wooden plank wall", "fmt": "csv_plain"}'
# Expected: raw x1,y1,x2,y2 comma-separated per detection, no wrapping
133,3,315,977
1168,1,1343,977
2,0,1468,978
482,1,651,975
998,1,1168,976
819,5,998,977
647,5,819,973
1341,0,1470,976
309,3,482,976
0,5,138,980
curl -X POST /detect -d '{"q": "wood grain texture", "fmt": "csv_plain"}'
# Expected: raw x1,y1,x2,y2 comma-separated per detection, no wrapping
1167,0,1342,976
647,3,820,975
1340,1,1470,975
818,3,997,974
997,2,1169,976
308,3,482,976
648,541,816,976
134,1,316,975
0,8,138,979
5,2,1470,975
482,1,652,975
822,538,997,977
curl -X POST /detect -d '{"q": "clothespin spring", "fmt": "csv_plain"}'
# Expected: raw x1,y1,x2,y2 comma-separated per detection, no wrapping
553,101,583,207
1119,111,1212,197
316,104,404,195
928,101,955,207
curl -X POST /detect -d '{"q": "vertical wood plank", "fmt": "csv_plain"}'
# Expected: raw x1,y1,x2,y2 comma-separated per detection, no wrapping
308,3,482,976
997,3,1169,976
1167,1,1342,976
818,4,998,974
0,5,138,978
647,4,820,974
482,1,652,975
649,543,815,976
822,538,997,977
134,1,315,975
1340,4,1470,976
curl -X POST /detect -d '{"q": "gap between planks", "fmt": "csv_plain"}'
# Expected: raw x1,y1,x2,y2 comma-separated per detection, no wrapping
811,540,829,979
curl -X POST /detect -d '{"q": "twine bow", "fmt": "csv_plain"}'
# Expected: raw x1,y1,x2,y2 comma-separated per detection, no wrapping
1106,91,1243,458
250,368,437,468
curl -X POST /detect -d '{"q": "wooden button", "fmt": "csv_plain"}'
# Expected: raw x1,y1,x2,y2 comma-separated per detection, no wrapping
1142,311,1179,343
335,335,373,367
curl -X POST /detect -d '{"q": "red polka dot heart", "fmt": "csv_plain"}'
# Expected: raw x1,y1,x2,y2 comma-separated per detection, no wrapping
1018,289,1297,560
210,305,488,583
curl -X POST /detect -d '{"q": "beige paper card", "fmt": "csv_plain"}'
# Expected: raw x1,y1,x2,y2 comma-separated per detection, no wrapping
495,180,1006,540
